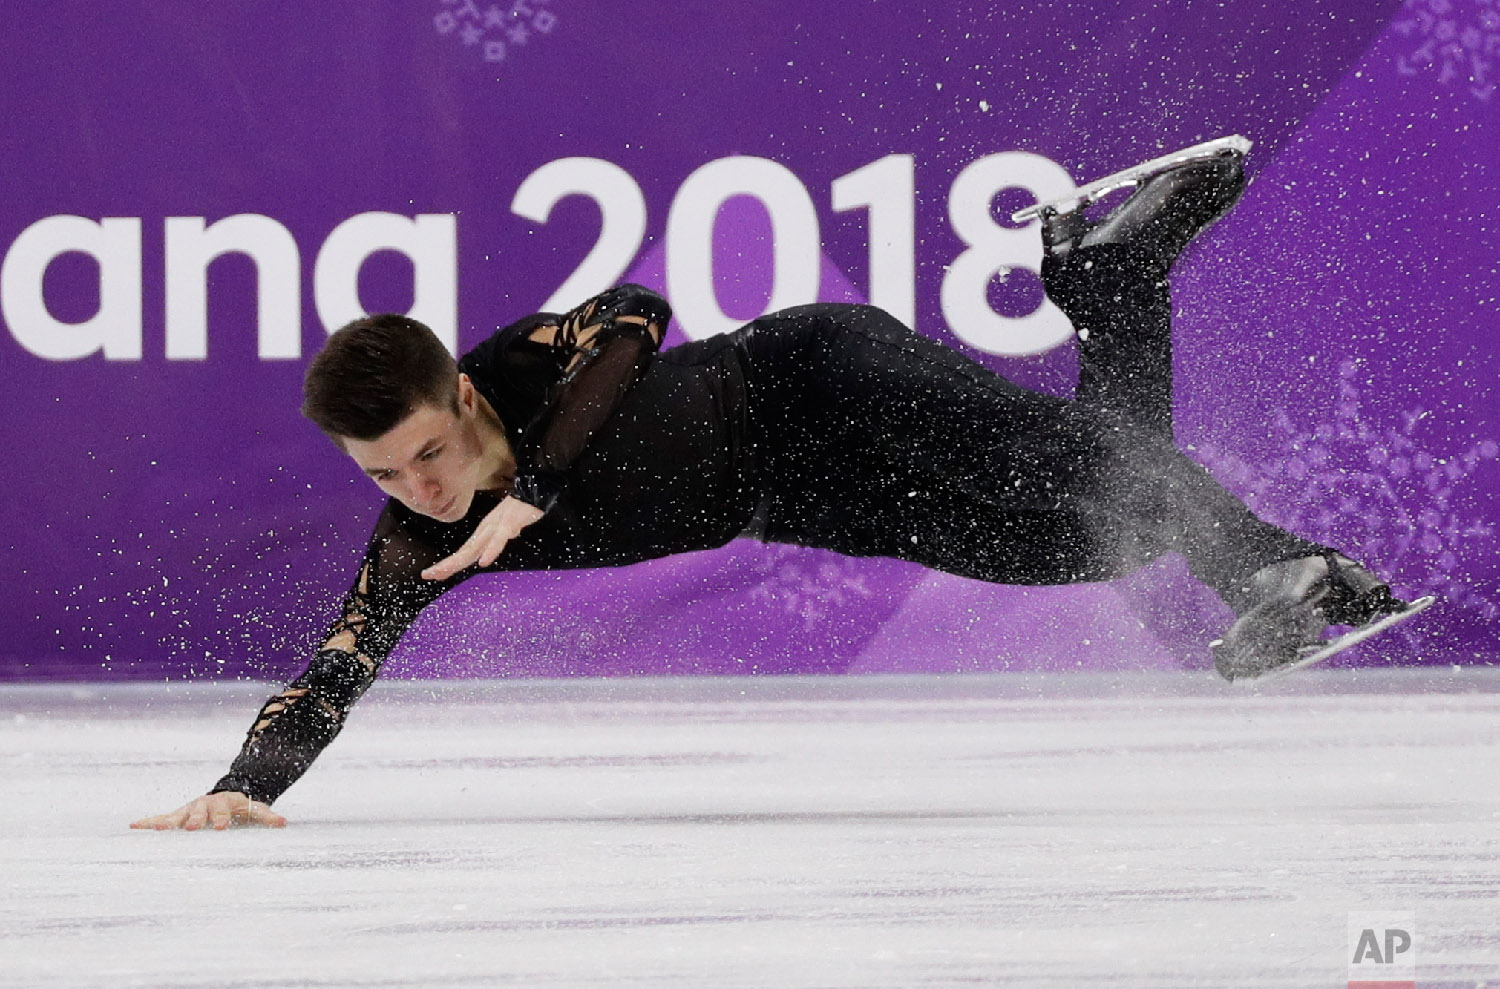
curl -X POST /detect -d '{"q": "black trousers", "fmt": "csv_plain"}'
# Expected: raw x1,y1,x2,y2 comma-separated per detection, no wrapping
744,245,1324,612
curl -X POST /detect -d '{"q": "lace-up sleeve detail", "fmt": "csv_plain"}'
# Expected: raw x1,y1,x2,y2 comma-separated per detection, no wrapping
209,506,454,805
509,284,669,512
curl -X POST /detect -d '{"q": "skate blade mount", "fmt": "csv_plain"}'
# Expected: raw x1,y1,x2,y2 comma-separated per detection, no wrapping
1235,596,1437,685
1010,135,1254,225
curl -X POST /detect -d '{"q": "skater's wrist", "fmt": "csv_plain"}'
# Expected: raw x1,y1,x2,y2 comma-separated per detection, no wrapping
510,469,563,513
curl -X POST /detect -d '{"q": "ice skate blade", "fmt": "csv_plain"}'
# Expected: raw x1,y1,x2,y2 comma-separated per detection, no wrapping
1011,135,1253,225
1231,596,1436,685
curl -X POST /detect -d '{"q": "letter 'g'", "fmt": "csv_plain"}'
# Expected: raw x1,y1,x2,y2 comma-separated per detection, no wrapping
313,213,457,354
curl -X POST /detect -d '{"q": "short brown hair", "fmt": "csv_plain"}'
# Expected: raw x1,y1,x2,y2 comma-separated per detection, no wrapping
302,313,459,443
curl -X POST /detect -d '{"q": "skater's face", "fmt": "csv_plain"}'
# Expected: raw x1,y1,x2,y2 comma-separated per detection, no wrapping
341,375,499,523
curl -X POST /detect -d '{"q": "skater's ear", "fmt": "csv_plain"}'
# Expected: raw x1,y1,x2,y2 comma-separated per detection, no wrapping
455,373,477,414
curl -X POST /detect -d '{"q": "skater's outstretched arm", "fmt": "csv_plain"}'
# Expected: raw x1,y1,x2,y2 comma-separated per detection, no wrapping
130,504,457,828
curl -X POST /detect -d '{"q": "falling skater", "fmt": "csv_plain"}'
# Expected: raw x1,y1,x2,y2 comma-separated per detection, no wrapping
131,137,1427,831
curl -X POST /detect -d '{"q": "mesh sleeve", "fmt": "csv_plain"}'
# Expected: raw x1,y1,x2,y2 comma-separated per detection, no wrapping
208,505,456,805
509,284,669,511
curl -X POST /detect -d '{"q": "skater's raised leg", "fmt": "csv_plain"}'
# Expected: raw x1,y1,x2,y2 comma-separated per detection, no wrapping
1024,140,1426,678
1038,143,1248,435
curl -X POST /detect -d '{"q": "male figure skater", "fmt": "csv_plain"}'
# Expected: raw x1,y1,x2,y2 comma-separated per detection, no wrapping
132,138,1422,831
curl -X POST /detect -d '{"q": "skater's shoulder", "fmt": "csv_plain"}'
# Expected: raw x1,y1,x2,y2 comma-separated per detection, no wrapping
461,312,565,367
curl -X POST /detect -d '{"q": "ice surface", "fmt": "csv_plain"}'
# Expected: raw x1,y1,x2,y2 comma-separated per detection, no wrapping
2,669,1498,988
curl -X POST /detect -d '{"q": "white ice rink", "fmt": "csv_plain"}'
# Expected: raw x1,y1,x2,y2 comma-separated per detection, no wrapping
3,669,1498,988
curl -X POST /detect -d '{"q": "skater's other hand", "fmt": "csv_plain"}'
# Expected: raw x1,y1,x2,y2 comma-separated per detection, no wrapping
421,495,544,580
130,791,287,831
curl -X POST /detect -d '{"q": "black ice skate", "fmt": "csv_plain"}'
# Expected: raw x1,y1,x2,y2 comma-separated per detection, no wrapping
1016,136,1251,272
1212,552,1435,683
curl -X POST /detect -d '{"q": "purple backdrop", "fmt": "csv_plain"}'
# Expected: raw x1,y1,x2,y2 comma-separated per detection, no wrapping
3,0,1495,681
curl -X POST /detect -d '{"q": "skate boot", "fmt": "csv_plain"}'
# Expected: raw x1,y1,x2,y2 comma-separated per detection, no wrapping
1212,552,1432,682
1025,136,1250,272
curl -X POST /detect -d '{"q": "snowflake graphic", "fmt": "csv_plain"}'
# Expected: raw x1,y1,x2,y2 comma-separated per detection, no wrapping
433,0,558,68
1194,358,1499,629
744,545,876,630
1392,0,1500,101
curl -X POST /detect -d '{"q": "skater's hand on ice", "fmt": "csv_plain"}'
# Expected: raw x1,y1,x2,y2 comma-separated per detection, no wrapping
129,792,287,831
421,495,544,580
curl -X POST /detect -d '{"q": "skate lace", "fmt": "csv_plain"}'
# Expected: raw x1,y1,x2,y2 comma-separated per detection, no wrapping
1320,552,1403,627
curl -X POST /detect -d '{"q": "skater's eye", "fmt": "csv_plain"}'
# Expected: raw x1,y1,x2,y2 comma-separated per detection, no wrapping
419,446,443,461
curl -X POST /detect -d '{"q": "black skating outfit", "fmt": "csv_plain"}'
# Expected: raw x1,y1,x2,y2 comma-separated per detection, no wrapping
211,248,1327,805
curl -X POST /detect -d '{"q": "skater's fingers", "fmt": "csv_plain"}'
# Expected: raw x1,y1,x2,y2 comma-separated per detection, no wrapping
421,523,490,580
475,498,543,566
422,498,542,579
249,803,288,828
422,530,486,580
130,811,174,829
133,792,279,831
421,545,476,581
476,531,512,568
134,803,191,830
181,794,231,830
183,802,209,831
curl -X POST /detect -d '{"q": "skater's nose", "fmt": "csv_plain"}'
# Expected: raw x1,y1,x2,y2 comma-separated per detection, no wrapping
410,470,444,510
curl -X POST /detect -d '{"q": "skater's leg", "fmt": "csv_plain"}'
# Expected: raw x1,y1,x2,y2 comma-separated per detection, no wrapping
1023,143,1420,676
1036,146,1248,436
749,303,1412,678
759,303,1329,600
1087,424,1332,610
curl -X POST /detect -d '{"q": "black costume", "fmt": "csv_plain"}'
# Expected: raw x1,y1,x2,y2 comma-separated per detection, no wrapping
211,245,1327,805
